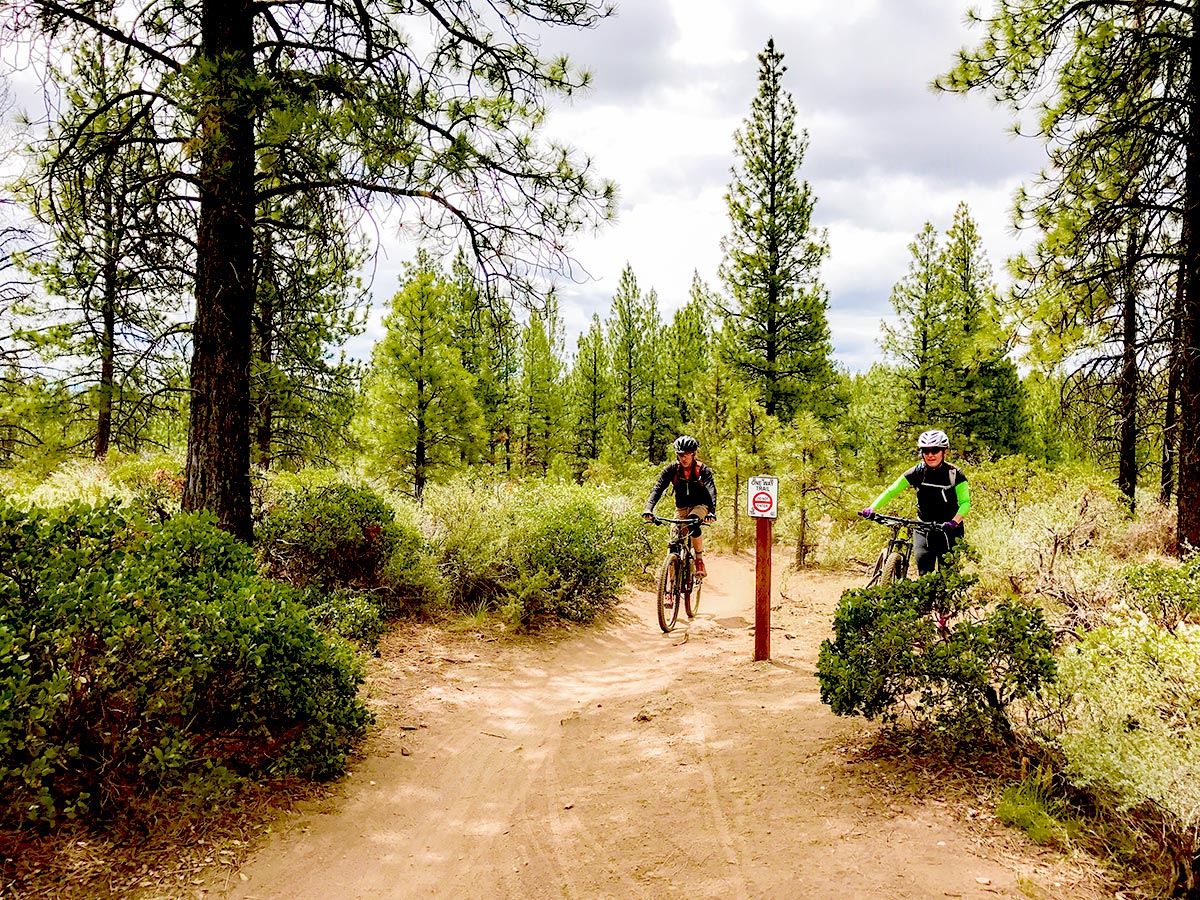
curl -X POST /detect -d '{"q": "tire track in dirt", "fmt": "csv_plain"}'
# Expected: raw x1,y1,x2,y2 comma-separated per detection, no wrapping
212,552,1114,900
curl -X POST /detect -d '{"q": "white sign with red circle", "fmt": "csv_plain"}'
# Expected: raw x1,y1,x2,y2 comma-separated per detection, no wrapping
747,475,778,519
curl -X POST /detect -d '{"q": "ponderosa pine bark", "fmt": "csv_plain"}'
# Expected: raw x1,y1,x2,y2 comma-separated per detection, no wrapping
182,0,257,540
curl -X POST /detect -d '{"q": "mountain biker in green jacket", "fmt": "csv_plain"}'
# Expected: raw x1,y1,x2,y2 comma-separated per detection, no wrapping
643,435,717,577
859,429,970,575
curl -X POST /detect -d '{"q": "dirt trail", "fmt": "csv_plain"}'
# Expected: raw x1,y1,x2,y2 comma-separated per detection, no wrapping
216,550,1112,900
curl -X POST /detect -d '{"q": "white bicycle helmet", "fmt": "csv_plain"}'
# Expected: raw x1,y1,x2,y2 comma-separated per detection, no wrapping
917,429,950,450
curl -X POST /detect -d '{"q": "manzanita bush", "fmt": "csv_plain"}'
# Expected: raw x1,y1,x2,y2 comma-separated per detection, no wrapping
817,564,1056,743
0,500,371,828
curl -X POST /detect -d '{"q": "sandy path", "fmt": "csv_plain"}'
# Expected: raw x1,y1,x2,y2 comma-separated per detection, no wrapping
216,550,1111,900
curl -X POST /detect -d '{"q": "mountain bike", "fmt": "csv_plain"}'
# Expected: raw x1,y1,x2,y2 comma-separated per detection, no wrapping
862,512,946,587
647,515,711,632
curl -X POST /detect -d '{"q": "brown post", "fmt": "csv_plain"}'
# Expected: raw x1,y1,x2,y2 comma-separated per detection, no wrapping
754,516,772,661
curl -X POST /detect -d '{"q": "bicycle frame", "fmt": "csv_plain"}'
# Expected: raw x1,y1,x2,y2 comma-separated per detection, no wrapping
862,512,944,587
647,515,711,631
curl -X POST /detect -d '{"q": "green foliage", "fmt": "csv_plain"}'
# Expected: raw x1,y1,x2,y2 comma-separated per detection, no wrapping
447,250,518,470
12,35,191,461
567,314,613,471
257,481,400,593
604,264,660,462
419,475,648,629
717,38,836,422
1034,622,1200,891
354,253,485,499
11,0,618,541
956,455,1133,603
817,566,1056,742
0,500,370,827
14,453,185,517
504,484,629,627
256,480,439,617
421,476,515,612
514,295,567,474
108,453,185,521
1118,554,1200,633
881,205,1025,457
305,588,386,649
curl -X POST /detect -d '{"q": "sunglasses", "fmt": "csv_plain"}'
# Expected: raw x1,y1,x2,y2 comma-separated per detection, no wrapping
920,448,944,455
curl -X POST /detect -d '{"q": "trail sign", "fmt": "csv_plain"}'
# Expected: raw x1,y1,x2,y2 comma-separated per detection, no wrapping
747,474,777,661
747,475,778,519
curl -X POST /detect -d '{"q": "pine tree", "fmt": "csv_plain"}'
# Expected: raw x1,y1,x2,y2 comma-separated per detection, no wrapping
663,274,713,430
251,203,367,470
12,0,616,539
717,38,835,422
881,205,1026,456
938,0,1200,550
357,253,483,499
939,203,1026,455
880,222,955,433
567,314,612,473
515,295,566,475
640,289,674,463
16,36,189,459
447,250,519,469
606,264,654,459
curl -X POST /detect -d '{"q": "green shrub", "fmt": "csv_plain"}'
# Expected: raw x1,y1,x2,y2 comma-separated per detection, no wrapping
1034,622,1200,895
378,501,446,614
505,485,629,626
419,477,642,628
995,772,1082,848
817,566,1056,743
305,589,386,649
420,477,513,611
0,500,371,827
257,482,400,593
1119,554,1200,633
21,459,115,507
108,453,185,521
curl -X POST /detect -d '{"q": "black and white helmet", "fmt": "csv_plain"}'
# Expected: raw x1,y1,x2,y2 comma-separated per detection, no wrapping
674,435,699,454
917,429,950,451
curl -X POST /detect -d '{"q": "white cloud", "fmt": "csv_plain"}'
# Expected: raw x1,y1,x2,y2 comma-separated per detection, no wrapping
534,0,1047,370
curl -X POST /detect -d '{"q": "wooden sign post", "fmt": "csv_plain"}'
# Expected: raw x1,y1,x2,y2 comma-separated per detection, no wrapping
746,475,778,662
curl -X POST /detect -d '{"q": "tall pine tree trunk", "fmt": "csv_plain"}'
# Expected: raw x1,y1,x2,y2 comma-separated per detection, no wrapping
182,0,256,542
255,240,274,470
1117,234,1139,510
1162,266,1182,504
95,185,116,459
1178,3,1200,553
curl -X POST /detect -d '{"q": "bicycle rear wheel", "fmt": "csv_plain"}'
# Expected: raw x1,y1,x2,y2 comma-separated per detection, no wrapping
684,557,702,618
879,551,906,585
657,553,681,632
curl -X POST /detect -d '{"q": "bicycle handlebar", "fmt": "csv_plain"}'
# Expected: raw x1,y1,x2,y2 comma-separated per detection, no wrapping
646,515,714,526
862,511,944,533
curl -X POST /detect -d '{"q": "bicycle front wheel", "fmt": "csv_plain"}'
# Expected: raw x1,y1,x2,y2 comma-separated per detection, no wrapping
657,553,682,632
684,557,702,618
879,551,906,585
866,546,889,587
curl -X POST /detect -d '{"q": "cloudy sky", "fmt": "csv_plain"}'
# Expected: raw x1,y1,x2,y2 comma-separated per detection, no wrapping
461,0,1048,373
3,0,1047,373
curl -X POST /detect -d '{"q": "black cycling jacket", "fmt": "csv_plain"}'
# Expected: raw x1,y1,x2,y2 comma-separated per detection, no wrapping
645,460,717,514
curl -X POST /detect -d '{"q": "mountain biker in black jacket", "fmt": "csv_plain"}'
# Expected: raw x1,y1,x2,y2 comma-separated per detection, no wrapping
643,435,718,577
